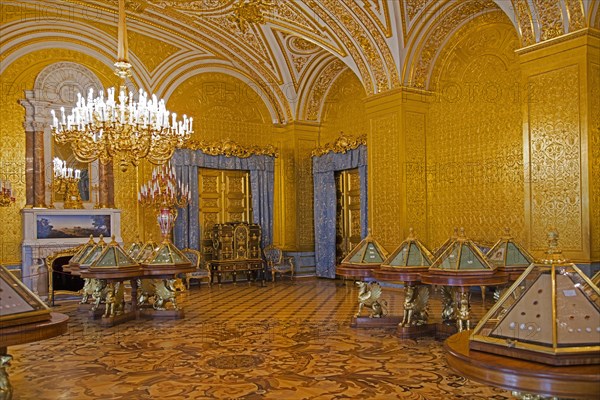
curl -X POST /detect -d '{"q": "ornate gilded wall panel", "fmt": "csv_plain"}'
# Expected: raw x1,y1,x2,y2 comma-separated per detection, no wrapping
167,72,274,147
404,111,427,240
296,138,316,250
527,66,582,251
320,70,368,142
589,63,599,260
305,59,345,121
427,22,524,250
370,114,402,250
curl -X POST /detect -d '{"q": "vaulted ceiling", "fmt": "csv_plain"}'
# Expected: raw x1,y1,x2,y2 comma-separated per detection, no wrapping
1,0,598,124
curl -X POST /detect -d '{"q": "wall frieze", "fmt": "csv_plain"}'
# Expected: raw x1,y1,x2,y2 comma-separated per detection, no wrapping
184,138,278,158
311,133,366,157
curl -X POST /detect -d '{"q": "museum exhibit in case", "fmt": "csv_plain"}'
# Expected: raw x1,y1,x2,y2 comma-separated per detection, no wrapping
486,228,534,280
470,231,600,366
0,265,51,327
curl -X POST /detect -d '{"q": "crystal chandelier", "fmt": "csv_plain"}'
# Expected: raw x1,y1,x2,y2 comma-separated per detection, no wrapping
50,0,193,172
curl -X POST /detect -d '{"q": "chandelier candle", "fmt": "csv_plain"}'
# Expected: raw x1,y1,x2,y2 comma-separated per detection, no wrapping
52,157,83,209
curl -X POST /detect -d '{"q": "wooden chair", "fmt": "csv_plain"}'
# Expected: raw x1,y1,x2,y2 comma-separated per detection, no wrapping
182,248,211,289
263,245,294,282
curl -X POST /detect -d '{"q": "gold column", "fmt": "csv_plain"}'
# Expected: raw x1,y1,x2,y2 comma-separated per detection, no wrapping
98,161,115,208
364,88,430,250
518,29,600,262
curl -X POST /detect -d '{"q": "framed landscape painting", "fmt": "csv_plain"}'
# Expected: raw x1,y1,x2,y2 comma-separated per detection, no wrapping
36,214,111,239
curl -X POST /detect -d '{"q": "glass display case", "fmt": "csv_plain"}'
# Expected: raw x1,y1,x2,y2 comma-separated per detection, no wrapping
0,265,51,327
470,231,600,365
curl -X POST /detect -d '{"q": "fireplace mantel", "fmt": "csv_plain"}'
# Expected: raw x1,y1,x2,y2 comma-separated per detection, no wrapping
21,208,122,289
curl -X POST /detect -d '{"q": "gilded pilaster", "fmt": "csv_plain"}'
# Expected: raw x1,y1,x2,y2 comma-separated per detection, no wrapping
274,122,318,251
518,29,600,261
364,88,429,250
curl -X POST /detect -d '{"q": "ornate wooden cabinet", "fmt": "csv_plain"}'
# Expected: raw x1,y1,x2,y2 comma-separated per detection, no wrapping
206,222,264,285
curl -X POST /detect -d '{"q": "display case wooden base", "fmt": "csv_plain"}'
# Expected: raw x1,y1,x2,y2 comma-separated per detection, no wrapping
139,308,184,319
444,330,600,399
350,316,401,328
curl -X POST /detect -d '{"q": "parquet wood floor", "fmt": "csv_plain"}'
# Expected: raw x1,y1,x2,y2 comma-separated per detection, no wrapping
8,278,512,399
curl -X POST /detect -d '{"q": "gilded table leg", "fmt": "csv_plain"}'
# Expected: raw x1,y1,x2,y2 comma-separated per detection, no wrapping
0,348,13,400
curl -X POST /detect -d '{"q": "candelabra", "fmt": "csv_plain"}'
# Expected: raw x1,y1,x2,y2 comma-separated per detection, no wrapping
53,157,83,209
138,162,190,240
0,179,15,207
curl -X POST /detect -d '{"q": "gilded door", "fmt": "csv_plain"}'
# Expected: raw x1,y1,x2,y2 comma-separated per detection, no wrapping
198,168,252,233
335,168,361,264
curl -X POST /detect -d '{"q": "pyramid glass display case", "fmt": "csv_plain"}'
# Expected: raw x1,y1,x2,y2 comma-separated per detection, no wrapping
422,229,507,331
126,237,144,260
486,228,533,280
67,235,97,269
89,236,141,273
470,231,600,366
375,229,434,331
336,232,388,280
78,235,108,270
134,240,158,263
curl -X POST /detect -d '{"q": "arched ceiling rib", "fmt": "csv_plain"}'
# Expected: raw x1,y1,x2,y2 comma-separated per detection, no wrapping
1,0,597,123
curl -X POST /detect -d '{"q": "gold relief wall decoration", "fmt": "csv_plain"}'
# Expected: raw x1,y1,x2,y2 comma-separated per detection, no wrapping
564,0,586,31
370,114,402,250
404,111,427,240
531,0,565,41
318,69,368,143
339,0,399,89
127,30,181,73
304,0,373,94
184,139,278,158
527,66,582,252
167,72,274,147
311,134,367,158
305,59,345,121
591,63,600,261
281,143,297,248
296,138,316,249
409,0,499,89
427,20,524,249
511,0,536,46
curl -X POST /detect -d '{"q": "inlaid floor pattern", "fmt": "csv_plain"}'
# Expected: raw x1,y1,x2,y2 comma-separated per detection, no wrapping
9,278,512,399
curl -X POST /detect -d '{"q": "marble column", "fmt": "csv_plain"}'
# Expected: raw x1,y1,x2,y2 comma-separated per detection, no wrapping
98,161,115,208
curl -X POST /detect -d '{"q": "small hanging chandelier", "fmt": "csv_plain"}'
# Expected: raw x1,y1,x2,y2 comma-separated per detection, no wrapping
50,0,192,172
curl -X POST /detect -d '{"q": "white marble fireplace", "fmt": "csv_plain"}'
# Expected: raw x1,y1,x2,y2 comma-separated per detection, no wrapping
21,208,122,289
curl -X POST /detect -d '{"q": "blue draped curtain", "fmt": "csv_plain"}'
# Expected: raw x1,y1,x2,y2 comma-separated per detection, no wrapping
313,145,368,278
171,149,275,250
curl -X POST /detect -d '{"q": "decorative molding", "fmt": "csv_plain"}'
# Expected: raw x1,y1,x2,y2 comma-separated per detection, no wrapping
184,138,278,158
311,133,366,157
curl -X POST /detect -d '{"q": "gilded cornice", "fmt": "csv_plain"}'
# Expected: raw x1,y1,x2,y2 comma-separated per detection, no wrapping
184,138,278,158
514,27,600,55
311,133,366,157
